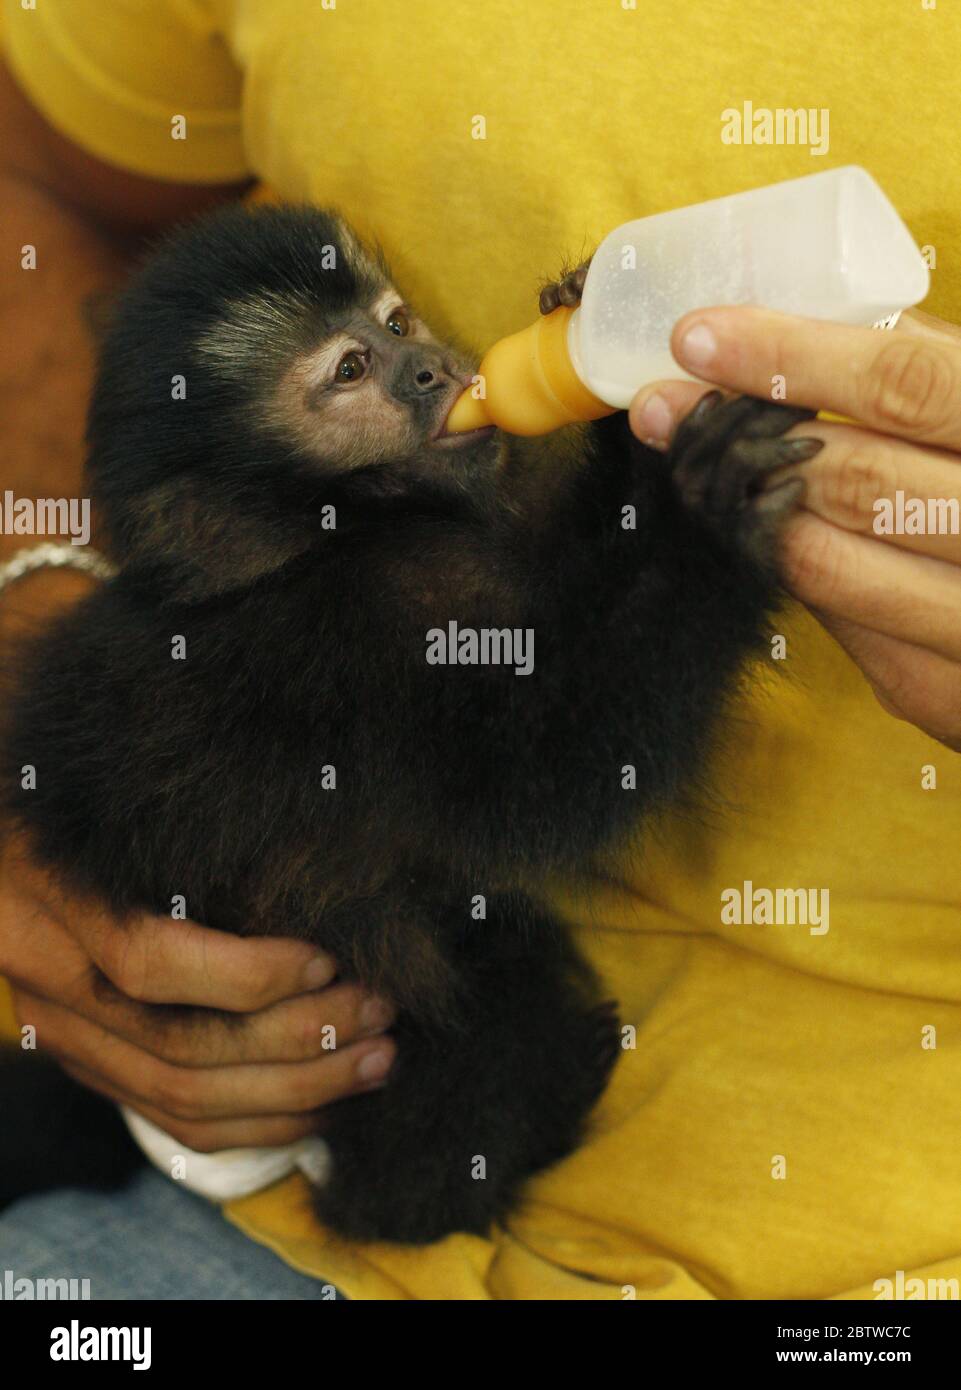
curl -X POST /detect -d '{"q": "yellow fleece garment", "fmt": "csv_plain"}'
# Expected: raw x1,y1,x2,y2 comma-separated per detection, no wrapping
2,0,960,1301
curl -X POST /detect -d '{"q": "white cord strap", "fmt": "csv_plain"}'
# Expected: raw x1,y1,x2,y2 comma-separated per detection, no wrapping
0,543,117,597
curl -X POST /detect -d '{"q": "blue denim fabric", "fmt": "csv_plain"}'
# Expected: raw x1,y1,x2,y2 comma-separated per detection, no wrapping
0,1168,344,1300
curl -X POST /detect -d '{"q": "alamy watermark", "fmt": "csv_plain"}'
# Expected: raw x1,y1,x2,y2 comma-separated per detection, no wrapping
426,621,534,676
874,1270,959,1300
721,102,829,156
721,880,830,935
0,491,90,546
873,492,959,535
1,1268,90,1299
50,1320,151,1370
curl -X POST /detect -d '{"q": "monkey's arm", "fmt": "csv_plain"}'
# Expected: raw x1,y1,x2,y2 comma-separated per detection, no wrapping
398,396,816,884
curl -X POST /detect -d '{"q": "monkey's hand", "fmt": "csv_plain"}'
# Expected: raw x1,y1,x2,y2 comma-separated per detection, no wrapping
668,391,824,572
538,257,592,315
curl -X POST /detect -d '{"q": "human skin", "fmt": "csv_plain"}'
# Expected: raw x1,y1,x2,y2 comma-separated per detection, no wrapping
630,304,961,751
0,60,394,1153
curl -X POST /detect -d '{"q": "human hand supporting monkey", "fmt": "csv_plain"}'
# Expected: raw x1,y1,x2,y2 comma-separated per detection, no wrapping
628,306,961,751
0,577,396,1162
0,831,396,1155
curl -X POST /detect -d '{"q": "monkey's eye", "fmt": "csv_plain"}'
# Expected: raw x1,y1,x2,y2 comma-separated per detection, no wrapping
335,350,368,384
386,308,410,337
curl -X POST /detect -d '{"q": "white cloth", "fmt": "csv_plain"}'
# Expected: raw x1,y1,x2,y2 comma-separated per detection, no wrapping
122,1106,332,1202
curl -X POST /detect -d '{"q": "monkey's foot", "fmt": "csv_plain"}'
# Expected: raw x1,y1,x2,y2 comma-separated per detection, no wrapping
669,391,823,570
538,258,592,316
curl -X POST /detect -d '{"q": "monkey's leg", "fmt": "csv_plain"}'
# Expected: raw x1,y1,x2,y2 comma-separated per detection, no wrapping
310,895,621,1246
668,390,823,570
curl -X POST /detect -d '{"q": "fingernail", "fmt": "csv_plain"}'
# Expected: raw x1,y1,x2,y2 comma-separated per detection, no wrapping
636,392,672,443
357,1046,393,1082
678,323,718,369
303,955,335,989
784,437,825,461
360,995,394,1031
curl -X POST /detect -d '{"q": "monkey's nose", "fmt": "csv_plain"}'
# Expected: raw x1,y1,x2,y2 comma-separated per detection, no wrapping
407,347,454,394
394,349,453,403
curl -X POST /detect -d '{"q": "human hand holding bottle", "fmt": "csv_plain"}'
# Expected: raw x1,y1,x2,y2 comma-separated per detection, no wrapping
630,306,961,751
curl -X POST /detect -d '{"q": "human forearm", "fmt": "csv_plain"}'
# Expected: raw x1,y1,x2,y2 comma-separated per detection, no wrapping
0,167,135,560
0,56,250,566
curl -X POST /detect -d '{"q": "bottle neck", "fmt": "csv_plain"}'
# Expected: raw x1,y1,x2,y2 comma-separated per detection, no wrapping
565,305,585,386
532,306,614,429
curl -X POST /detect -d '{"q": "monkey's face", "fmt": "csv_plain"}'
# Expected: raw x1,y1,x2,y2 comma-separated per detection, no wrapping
88,205,505,599
266,286,501,476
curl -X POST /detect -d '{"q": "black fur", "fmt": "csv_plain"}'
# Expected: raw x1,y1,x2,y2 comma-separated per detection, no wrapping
0,205,816,1242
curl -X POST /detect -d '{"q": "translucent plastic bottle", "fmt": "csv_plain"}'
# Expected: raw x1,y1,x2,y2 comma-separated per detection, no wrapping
445,166,930,437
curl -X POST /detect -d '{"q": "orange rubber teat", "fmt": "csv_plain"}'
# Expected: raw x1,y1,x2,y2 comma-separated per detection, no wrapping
445,306,617,437
445,390,492,433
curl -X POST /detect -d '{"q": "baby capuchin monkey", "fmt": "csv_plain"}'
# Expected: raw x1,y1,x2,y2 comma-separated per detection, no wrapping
0,205,821,1244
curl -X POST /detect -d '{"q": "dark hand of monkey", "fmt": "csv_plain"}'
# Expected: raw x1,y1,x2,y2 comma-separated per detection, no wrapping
539,258,592,315
667,390,824,571
537,253,822,573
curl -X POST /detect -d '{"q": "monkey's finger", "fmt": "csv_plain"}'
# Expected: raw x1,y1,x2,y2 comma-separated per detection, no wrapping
13,987,396,1119
557,263,590,307
58,1060,327,1154
669,392,815,483
779,510,961,664
538,258,593,315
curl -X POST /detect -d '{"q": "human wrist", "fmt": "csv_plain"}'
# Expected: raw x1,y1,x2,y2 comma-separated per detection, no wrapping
0,563,100,645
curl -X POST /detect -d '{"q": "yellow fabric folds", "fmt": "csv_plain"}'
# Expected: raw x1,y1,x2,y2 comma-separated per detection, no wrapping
3,0,960,1300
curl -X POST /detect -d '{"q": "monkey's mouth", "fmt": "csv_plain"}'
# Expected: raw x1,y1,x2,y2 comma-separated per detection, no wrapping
430,376,498,446
431,423,497,448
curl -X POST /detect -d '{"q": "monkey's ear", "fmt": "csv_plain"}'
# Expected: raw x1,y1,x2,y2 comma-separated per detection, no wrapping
102,474,316,603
